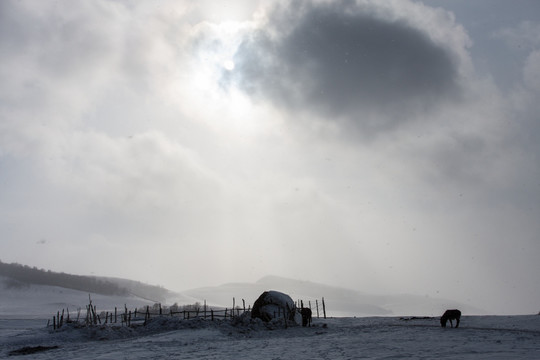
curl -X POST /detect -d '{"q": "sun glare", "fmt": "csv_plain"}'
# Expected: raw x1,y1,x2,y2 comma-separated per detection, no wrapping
223,59,235,71
181,20,269,138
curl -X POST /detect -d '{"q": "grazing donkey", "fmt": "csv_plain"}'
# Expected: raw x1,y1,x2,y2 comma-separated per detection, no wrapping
300,308,312,327
440,309,461,328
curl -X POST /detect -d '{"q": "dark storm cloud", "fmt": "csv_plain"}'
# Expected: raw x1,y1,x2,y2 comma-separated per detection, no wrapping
223,1,461,133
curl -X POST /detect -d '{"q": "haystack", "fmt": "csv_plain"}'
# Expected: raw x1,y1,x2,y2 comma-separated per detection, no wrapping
251,290,296,322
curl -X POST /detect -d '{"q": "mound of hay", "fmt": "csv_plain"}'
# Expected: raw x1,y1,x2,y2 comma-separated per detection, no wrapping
251,290,296,322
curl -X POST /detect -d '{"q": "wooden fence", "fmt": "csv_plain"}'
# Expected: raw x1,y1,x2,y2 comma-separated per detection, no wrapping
48,296,327,330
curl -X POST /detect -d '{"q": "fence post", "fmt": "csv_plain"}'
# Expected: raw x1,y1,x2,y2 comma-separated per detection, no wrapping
322,297,326,319
316,300,320,318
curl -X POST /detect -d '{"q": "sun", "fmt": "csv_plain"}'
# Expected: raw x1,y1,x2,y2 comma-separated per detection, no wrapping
163,16,273,140
161,4,282,144
223,59,235,71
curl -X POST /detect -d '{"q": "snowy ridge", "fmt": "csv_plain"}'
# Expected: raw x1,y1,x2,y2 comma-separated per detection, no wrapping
0,276,195,319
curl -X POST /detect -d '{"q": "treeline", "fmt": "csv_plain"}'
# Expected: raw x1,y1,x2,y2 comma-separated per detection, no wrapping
0,260,129,296
93,277,171,303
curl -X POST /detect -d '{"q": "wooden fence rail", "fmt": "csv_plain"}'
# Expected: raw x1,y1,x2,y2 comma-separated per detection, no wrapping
49,296,326,330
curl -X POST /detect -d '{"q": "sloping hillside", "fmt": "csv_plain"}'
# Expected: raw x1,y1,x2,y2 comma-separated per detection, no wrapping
0,261,173,303
0,277,155,318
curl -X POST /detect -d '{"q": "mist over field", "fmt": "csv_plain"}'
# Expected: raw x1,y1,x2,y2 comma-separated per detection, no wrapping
0,262,484,318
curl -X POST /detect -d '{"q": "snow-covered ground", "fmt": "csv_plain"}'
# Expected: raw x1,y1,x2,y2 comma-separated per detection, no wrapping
2,314,539,359
1,278,538,359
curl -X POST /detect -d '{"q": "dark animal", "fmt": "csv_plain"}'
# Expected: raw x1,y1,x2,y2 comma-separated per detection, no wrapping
440,309,461,328
300,308,312,327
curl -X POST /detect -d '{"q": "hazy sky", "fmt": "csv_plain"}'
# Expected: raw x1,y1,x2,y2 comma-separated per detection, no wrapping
1,0,539,314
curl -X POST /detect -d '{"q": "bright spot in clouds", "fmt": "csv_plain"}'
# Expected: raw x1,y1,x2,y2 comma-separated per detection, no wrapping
223,60,235,71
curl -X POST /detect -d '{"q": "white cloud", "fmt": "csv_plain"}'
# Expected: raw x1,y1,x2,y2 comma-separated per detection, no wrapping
493,20,540,50
523,50,540,91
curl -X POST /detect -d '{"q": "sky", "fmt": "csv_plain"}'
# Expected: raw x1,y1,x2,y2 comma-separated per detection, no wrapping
1,0,539,315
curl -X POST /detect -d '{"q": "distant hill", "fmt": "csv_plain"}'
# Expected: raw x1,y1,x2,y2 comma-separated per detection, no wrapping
181,275,486,317
0,261,486,317
91,276,173,303
0,260,171,303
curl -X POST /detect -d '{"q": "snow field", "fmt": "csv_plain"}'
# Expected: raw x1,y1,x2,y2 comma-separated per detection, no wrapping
1,315,539,359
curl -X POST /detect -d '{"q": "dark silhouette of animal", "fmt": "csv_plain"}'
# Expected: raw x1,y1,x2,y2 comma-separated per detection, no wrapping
440,309,461,328
300,308,312,327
